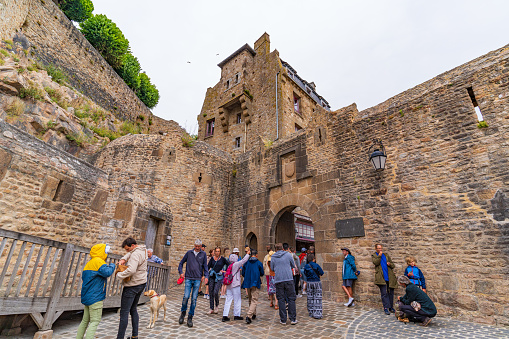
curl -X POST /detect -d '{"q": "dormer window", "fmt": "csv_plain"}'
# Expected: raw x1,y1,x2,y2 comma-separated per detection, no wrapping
305,86,312,95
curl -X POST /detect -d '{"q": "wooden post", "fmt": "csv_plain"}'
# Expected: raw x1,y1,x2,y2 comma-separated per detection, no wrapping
40,243,73,331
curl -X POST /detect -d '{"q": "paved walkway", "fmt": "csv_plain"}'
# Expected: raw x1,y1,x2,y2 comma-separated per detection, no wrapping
6,286,509,338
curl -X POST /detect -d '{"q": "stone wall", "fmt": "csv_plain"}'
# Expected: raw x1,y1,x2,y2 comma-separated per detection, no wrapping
0,119,171,254
92,130,235,271
0,0,30,41
230,44,509,325
1,0,153,123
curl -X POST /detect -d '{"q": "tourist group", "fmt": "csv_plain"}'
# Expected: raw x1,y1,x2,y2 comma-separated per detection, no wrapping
75,237,436,339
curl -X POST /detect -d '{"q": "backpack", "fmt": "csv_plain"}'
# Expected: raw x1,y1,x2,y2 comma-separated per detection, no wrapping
222,263,235,285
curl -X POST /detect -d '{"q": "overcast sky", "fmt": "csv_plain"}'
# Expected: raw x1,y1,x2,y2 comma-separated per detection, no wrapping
92,0,509,133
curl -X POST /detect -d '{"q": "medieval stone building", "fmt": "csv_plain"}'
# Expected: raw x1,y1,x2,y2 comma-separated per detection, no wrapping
0,0,508,328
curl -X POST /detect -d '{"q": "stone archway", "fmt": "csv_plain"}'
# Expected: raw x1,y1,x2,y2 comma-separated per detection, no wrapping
265,193,320,245
246,232,258,251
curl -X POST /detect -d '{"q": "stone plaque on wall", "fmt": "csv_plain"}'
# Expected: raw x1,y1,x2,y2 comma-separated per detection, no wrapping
335,217,365,238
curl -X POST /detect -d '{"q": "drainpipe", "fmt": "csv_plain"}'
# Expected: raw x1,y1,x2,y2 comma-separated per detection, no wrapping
276,71,280,140
244,121,247,153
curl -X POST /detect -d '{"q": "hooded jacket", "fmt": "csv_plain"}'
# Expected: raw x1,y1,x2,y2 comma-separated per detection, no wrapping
118,245,148,287
270,250,295,284
241,256,264,289
81,244,115,306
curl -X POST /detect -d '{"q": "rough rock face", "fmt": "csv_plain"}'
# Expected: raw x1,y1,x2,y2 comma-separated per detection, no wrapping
0,40,149,160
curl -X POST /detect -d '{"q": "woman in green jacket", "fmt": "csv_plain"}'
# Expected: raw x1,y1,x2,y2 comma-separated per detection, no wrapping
372,244,397,315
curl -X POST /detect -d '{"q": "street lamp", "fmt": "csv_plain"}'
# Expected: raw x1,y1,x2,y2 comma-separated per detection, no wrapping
368,139,387,171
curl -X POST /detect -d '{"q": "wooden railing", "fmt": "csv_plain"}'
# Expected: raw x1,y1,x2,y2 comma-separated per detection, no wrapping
0,228,170,334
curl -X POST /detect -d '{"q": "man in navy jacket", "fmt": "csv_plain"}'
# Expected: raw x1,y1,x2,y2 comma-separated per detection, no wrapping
178,239,209,327
241,249,264,324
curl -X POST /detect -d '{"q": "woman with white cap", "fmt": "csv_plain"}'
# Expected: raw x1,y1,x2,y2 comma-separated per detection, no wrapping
222,248,251,321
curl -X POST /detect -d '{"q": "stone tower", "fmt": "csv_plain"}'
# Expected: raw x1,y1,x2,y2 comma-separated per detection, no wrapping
197,33,330,155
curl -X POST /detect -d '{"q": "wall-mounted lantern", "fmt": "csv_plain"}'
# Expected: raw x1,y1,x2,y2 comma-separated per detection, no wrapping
368,139,387,171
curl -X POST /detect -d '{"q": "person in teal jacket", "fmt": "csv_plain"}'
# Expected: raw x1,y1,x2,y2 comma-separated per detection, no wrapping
77,244,115,339
341,247,358,307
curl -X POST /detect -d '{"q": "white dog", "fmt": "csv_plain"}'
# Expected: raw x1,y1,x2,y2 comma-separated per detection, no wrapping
144,290,167,329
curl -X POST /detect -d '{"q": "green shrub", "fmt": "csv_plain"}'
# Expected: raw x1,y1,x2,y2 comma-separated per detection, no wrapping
148,117,153,125
0,59,4,66
120,121,141,135
46,120,57,129
44,87,69,108
43,64,68,85
477,121,488,128
181,133,195,147
137,114,145,121
91,126,120,141
13,56,19,62
80,14,130,69
0,50,9,57
19,83,44,101
117,53,141,90
137,73,159,108
60,0,93,22
243,89,253,100
17,67,25,74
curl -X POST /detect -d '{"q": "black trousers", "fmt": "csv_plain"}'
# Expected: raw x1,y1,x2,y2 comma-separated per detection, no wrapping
293,274,300,295
117,283,146,339
208,278,222,310
275,281,297,322
378,281,394,309
398,302,434,322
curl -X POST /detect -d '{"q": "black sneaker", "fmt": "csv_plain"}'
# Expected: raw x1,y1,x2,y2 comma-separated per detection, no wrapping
384,308,390,315
198,291,204,296
234,316,244,320
222,316,230,322
246,317,252,324
252,314,256,320
179,311,186,324
187,316,193,328
389,307,396,313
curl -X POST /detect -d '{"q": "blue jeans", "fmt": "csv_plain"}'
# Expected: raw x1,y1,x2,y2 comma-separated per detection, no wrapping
181,279,201,316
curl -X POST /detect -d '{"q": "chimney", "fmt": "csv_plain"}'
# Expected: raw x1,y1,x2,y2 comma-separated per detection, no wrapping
254,33,270,56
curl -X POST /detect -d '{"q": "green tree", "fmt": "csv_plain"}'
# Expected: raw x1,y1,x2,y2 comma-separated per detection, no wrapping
117,53,141,91
80,14,129,69
60,0,94,22
137,73,159,109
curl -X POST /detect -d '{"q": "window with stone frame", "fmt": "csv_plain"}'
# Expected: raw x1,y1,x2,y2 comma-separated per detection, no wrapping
237,113,242,124
226,79,230,89
235,72,240,84
234,136,241,149
293,93,301,113
205,118,215,137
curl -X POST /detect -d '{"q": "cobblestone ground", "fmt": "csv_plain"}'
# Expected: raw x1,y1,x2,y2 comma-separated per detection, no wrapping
9,286,509,339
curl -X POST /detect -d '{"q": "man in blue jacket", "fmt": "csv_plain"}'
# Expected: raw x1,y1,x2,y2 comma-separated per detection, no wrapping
241,249,264,324
77,244,115,339
178,239,209,328
270,243,297,325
